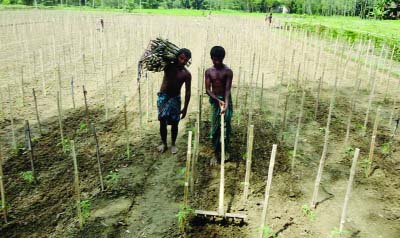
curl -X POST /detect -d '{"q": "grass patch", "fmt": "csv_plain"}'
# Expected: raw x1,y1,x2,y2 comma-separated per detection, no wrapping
281,14,400,61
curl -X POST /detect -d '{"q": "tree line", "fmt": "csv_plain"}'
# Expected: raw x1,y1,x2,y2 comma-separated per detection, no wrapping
1,0,399,19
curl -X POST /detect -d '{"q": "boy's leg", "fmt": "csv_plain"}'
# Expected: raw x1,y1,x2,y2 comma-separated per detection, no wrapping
171,121,179,154
158,119,168,152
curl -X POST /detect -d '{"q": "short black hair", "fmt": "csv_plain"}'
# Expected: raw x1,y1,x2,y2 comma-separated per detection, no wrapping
177,48,192,59
210,46,225,59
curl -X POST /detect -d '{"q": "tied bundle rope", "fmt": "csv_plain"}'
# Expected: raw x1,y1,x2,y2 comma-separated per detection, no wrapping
137,37,192,81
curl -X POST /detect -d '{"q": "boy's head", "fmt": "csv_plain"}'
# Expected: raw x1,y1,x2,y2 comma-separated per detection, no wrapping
176,48,191,66
210,46,225,66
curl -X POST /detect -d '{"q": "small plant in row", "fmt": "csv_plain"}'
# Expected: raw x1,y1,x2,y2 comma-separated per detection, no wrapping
20,171,34,183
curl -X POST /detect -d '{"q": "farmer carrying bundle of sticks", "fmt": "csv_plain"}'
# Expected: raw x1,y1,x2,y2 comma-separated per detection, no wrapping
138,38,192,154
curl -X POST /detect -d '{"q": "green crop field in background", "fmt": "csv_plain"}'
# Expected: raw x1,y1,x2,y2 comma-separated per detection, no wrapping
281,15,400,40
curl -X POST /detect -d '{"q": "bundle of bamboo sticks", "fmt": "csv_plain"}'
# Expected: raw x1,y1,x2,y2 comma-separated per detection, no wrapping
138,37,191,75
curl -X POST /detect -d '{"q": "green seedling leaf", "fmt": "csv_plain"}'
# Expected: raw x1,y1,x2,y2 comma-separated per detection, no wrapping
20,171,34,183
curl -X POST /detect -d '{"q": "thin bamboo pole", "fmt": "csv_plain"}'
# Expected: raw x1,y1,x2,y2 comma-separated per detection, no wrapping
40,49,46,96
184,131,193,207
292,91,306,173
339,148,360,234
83,86,90,124
0,151,7,223
279,93,290,142
7,85,16,150
383,46,396,101
56,92,65,152
314,64,325,120
311,75,338,208
91,125,104,191
24,120,35,180
243,125,254,202
235,67,242,109
260,73,265,108
70,77,76,109
20,66,25,107
32,88,42,134
146,73,149,123
70,140,83,228
344,97,356,147
258,144,278,238
388,99,397,128
123,96,130,159
218,108,226,216
104,66,109,120
57,66,63,120
366,107,381,177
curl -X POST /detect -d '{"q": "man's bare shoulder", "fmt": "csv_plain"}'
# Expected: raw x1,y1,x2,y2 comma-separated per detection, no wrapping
205,67,214,74
224,66,233,73
183,67,191,77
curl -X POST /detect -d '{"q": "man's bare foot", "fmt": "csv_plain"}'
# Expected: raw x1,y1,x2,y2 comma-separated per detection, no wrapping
157,144,168,153
171,146,178,154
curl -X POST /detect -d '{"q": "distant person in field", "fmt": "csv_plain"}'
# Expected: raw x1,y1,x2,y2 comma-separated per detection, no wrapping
157,48,192,154
205,46,233,164
97,18,104,32
265,12,272,25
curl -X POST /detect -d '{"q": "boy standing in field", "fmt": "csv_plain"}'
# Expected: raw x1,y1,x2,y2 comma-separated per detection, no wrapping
157,49,192,154
205,46,233,164
265,13,272,25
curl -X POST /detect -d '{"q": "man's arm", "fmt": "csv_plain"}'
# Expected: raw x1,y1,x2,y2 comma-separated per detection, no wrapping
205,69,224,106
221,69,233,114
181,72,191,119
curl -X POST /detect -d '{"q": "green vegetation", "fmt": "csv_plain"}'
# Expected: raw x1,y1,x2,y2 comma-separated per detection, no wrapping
345,146,354,155
1,0,399,18
76,122,88,135
80,200,91,223
360,157,372,177
380,142,392,154
176,204,194,233
105,171,120,186
282,15,400,61
302,204,315,222
57,138,71,153
20,171,34,183
282,15,400,39
331,227,350,237
262,225,278,237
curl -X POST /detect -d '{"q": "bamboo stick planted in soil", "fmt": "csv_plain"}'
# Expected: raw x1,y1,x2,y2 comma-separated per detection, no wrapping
83,86,90,124
32,88,42,134
70,140,83,227
184,131,193,207
311,76,338,208
123,96,130,159
56,92,65,152
70,78,76,109
218,109,226,216
259,144,278,238
292,91,306,173
24,120,35,180
279,93,290,142
339,148,360,234
314,64,325,120
7,85,17,150
91,125,104,191
366,108,381,177
20,66,25,107
243,125,254,203
0,152,7,223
